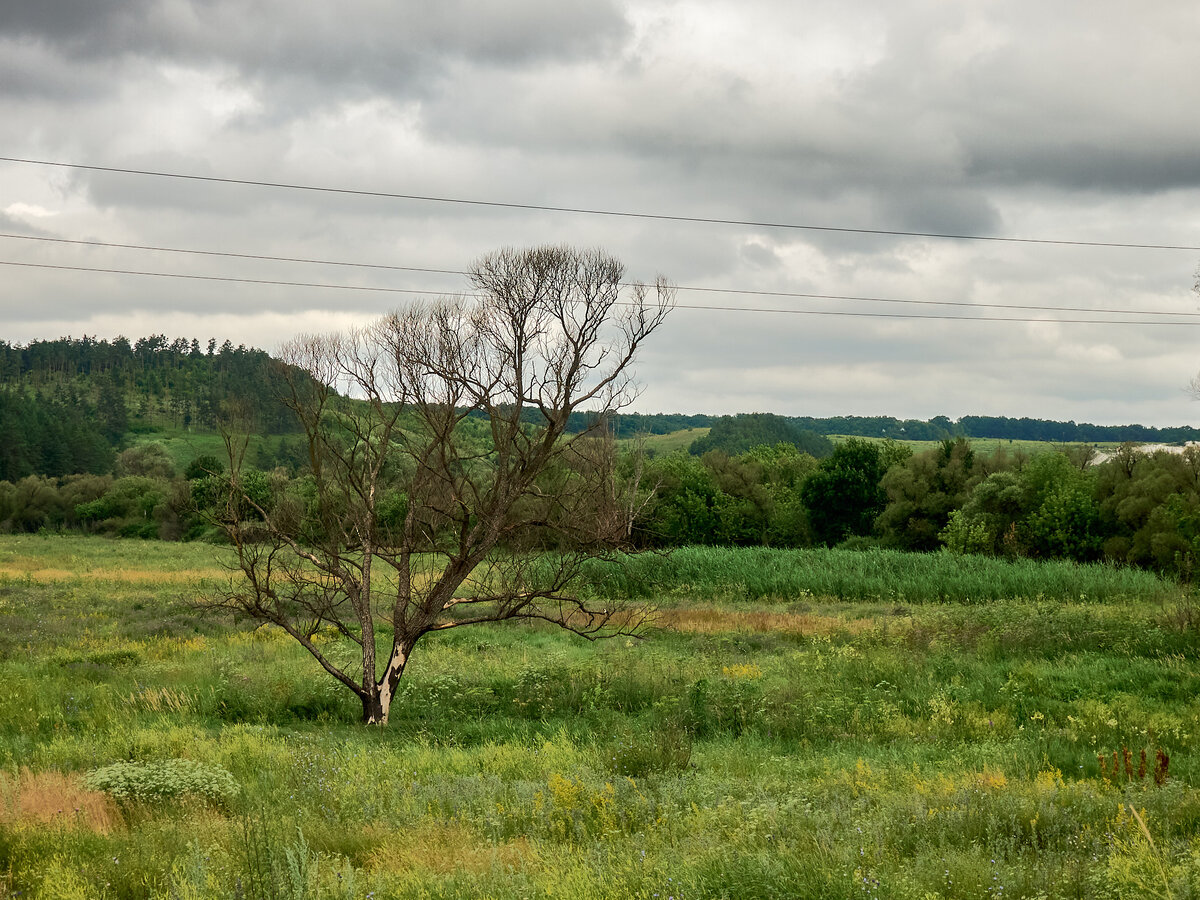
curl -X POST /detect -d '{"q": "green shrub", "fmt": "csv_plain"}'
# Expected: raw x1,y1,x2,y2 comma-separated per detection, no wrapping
84,758,239,808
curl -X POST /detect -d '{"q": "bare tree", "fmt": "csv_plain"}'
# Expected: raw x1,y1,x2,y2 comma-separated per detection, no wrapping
206,246,673,724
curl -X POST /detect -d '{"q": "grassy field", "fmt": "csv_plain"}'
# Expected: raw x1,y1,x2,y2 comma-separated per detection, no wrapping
127,429,299,472
618,428,711,454
825,435,1128,455
1,536,1199,898
618,427,1128,458
139,426,1133,469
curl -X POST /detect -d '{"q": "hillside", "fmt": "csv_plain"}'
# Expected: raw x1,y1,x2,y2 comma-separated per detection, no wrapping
0,336,305,481
2,335,1198,483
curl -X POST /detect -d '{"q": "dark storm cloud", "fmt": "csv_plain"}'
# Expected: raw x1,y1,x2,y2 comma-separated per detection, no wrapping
0,0,151,42
1,0,630,98
0,36,117,101
873,187,1002,239
965,142,1200,194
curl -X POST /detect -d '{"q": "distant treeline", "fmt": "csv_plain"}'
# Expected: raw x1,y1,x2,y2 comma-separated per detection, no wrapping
600,412,1200,444
4,334,1200,488
688,414,833,458
0,392,114,479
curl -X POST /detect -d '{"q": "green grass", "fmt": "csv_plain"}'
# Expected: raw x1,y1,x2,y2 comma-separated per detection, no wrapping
127,428,295,472
579,545,1181,605
0,536,1198,898
618,427,1130,458
618,427,710,454
827,434,1130,455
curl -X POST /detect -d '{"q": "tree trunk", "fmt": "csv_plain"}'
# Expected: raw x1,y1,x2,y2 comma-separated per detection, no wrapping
361,647,409,725
362,691,387,725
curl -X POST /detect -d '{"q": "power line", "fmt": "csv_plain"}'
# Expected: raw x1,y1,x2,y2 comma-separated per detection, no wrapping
677,285,1200,318
0,260,439,296
3,231,1197,319
3,155,1198,251
6,258,1199,326
0,232,461,276
671,304,1200,326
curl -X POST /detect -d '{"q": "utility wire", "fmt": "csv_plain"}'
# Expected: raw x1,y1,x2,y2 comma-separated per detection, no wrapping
666,285,1200,318
5,258,1199,326
3,232,1197,319
0,232,461,276
3,155,1198,251
0,260,438,296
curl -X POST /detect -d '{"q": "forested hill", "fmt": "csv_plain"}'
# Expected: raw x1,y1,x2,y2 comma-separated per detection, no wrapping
0,336,302,480
3,335,1199,483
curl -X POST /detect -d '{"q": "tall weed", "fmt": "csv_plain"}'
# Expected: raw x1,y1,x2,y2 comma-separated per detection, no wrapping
581,546,1180,604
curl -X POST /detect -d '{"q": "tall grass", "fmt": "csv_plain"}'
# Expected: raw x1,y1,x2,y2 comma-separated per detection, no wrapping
0,535,1198,898
580,545,1182,604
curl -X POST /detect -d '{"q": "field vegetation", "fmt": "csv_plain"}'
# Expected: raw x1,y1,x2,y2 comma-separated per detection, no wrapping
1,535,1198,898
826,434,1127,455
619,427,710,455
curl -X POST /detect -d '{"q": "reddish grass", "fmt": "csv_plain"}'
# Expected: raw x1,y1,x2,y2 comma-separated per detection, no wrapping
0,768,117,832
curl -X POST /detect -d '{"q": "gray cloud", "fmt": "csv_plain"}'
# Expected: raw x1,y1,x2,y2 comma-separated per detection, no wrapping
1,0,630,100
0,1,151,43
2,0,1200,426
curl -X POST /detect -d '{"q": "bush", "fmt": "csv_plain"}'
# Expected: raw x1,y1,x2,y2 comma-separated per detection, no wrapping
116,443,176,479
84,758,239,808
184,454,225,480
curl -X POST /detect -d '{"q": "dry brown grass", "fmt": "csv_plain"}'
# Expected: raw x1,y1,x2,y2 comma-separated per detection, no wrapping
657,608,879,637
0,565,221,584
0,768,117,833
127,686,195,714
366,821,538,876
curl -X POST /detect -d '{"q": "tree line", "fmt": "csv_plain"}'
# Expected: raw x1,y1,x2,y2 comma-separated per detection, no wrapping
630,438,1200,578
471,407,1200,443
3,435,1200,578
610,411,1200,444
5,337,1200,577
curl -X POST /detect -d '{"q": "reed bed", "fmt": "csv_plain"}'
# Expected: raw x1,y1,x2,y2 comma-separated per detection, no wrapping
580,545,1181,605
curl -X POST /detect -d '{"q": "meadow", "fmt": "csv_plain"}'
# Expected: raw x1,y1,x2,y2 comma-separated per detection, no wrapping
617,427,711,455
126,429,288,472
621,427,1123,458
1,535,1198,898
824,435,1128,456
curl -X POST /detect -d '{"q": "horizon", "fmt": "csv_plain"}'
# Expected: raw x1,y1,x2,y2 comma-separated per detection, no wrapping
4,330,1198,433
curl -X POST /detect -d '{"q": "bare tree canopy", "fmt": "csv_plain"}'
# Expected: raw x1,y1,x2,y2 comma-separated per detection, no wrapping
204,246,673,724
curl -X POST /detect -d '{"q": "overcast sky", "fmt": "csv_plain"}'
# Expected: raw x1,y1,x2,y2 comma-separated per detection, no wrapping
3,0,1200,426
